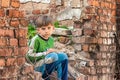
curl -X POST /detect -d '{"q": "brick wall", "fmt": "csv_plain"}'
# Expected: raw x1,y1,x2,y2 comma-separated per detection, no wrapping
0,0,34,80
0,0,118,80
73,0,116,80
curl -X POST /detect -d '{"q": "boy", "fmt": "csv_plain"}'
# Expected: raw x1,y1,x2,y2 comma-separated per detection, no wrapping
26,15,68,80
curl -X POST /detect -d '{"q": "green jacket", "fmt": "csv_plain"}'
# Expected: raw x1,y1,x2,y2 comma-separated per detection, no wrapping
26,34,54,63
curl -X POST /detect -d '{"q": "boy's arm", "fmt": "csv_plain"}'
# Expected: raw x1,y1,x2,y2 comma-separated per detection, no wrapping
27,47,47,57
27,36,46,57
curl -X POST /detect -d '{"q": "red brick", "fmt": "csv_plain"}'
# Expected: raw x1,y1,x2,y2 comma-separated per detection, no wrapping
100,59,109,66
0,59,5,67
111,3,116,9
6,48,13,55
20,19,28,27
6,58,16,66
100,75,110,80
21,63,34,74
110,17,116,23
88,60,94,66
7,66,18,77
102,23,107,30
8,9,20,18
85,7,96,14
88,76,98,80
18,47,28,56
98,38,103,44
104,2,110,8
32,9,41,15
1,0,10,7
0,38,7,46
19,11,25,18
100,31,107,37
99,16,106,23
90,67,96,75
0,9,5,17
73,21,82,28
0,29,5,36
17,57,25,66
85,37,97,43
97,8,103,14
10,20,19,27
5,29,14,37
92,1,100,7
19,38,28,47
13,47,19,56
102,67,109,74
111,10,116,16
11,0,20,8
82,44,88,51
83,29,93,36
0,19,6,27
42,9,49,14
10,38,18,46
76,75,86,80
100,1,105,8
18,29,27,38
0,48,12,57
88,0,93,6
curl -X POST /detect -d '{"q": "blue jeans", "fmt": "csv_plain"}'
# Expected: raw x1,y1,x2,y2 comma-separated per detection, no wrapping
35,52,68,80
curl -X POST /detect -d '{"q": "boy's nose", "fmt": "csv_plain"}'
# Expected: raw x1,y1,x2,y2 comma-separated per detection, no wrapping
45,29,49,33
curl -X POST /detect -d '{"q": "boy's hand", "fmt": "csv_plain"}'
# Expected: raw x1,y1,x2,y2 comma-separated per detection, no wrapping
46,48,56,54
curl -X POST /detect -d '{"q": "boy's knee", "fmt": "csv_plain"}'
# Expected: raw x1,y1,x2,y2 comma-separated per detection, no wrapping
45,52,58,61
58,52,68,60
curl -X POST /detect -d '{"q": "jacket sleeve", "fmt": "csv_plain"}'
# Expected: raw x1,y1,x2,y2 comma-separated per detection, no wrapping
27,36,47,57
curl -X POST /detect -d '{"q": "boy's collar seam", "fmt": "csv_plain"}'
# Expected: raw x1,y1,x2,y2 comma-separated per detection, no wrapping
37,34,49,41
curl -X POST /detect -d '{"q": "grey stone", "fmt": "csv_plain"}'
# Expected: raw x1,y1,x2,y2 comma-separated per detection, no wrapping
20,0,51,3
56,0,62,6
57,7,82,21
53,28,72,36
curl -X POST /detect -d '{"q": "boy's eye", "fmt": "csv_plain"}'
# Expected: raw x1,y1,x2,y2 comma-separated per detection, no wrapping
41,28,46,30
48,27,51,29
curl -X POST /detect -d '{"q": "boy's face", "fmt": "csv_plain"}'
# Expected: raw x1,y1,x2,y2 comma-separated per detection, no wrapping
37,24,54,39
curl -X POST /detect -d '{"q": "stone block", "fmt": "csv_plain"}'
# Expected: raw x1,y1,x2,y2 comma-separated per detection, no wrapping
72,29,82,37
53,28,72,36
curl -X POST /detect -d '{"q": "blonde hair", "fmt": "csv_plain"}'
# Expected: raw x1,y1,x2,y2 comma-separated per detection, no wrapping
35,15,53,28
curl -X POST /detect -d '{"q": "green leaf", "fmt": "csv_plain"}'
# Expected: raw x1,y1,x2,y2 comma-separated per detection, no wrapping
27,24,36,39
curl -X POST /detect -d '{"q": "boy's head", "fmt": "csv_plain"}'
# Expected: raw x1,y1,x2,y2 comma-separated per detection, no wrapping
35,15,54,39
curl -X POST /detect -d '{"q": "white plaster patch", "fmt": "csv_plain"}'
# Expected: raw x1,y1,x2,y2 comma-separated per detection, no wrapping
20,0,50,3
57,7,82,21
